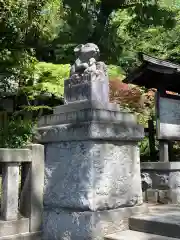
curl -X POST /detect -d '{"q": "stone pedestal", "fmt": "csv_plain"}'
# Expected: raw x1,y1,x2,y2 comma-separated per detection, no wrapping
141,162,180,204
38,71,144,239
64,73,109,104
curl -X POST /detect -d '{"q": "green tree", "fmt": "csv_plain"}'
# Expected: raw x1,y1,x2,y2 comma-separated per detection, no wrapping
0,0,62,89
0,0,63,147
108,2,180,71
46,0,180,72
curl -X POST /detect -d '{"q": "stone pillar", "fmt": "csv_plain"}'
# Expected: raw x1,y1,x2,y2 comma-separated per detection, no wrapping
38,48,145,240
1,163,19,220
159,141,169,162
20,144,44,232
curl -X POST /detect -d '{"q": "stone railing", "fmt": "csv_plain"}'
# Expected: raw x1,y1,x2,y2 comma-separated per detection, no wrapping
0,144,44,239
141,162,180,205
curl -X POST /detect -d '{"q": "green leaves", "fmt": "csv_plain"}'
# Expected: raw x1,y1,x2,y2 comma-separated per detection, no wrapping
35,62,70,97
107,1,180,70
0,114,35,148
0,0,179,150
108,65,125,79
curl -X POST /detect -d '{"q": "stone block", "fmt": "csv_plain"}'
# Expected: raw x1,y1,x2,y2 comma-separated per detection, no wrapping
0,232,41,240
38,121,144,143
105,230,179,240
141,162,180,204
169,171,180,204
53,101,121,115
142,191,147,202
159,140,169,162
43,205,148,240
64,73,109,104
146,189,158,203
1,163,19,220
29,144,44,232
141,162,180,170
0,149,31,163
129,205,180,238
158,190,169,204
0,218,29,237
20,144,44,232
44,141,143,211
38,107,137,128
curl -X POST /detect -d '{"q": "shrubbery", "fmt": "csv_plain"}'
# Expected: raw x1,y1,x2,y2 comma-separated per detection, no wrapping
35,62,70,97
0,114,35,148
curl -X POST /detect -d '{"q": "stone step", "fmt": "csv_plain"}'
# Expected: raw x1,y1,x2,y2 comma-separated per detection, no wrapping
129,205,180,239
0,232,41,240
105,230,179,240
0,218,29,238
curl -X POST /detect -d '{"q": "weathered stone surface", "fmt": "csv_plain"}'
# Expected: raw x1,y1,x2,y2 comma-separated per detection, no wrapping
0,218,29,237
66,43,109,104
141,162,180,170
20,144,44,232
69,43,101,77
159,140,169,162
105,230,179,240
38,107,136,127
141,162,180,204
64,73,109,104
146,189,158,203
142,191,147,202
158,190,169,204
43,205,148,240
40,43,144,240
53,101,121,114
0,231,41,240
44,141,143,211
1,163,19,220
38,121,144,143
169,171,180,204
0,149,31,163
129,206,180,238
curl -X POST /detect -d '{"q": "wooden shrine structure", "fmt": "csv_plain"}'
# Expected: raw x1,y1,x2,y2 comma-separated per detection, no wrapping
124,53,180,92
124,53,180,162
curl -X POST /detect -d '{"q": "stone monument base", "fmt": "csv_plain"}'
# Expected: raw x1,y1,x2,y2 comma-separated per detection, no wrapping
141,162,180,204
39,44,145,240
43,205,148,240
39,107,144,240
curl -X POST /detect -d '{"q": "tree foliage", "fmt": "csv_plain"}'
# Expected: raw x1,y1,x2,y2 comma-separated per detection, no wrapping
1,0,180,149
43,0,180,72
34,62,70,97
0,0,63,147
109,2,180,71
0,0,62,90
2,0,179,83
0,115,35,148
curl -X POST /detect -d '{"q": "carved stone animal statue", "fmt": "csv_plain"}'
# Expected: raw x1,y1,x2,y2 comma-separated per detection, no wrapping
70,43,100,76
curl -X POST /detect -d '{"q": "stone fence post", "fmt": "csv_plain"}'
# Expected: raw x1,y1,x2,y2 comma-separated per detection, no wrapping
20,144,44,232
0,145,44,239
